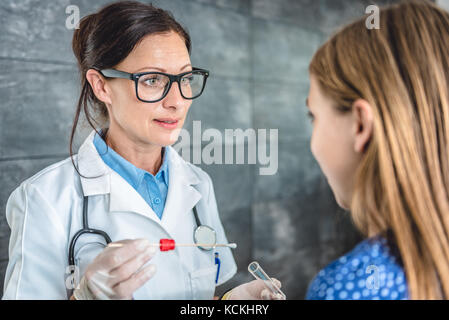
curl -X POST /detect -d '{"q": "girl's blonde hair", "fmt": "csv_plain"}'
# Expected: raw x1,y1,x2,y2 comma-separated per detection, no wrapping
309,0,449,299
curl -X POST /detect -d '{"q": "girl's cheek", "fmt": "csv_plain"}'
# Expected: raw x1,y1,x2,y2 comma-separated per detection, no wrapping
310,124,326,165
310,126,318,160
310,128,328,179
311,125,337,183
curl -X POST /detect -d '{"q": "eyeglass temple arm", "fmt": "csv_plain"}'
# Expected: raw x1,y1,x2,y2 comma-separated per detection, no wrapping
193,67,209,76
100,69,134,80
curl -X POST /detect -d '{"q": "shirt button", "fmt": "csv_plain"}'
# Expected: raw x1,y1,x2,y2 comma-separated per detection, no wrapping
153,197,161,205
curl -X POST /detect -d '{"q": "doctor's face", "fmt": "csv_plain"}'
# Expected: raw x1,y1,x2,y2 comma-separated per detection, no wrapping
101,31,193,147
306,75,361,210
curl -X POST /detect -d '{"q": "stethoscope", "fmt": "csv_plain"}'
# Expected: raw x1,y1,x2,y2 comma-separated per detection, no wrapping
68,195,217,268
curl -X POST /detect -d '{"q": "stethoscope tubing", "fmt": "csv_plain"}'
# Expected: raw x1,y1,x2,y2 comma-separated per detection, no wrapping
68,195,214,268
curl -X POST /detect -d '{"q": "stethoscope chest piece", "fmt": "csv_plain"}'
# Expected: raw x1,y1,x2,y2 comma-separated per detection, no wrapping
69,196,218,269
194,225,217,251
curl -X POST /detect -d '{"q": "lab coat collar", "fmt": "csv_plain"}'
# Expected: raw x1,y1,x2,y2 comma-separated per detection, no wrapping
92,131,170,189
77,130,202,234
77,130,111,196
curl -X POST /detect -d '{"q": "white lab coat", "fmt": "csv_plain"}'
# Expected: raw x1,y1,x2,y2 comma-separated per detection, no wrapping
2,130,237,300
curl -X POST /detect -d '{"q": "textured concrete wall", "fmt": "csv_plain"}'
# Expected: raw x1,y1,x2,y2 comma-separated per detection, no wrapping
0,0,402,299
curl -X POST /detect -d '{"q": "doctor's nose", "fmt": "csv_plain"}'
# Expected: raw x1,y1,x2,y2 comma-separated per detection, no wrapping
162,82,188,110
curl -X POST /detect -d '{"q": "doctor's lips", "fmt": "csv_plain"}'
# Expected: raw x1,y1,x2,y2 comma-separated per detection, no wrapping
108,239,237,251
153,117,180,129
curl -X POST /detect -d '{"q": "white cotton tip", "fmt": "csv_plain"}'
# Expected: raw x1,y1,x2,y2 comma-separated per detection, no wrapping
227,243,237,249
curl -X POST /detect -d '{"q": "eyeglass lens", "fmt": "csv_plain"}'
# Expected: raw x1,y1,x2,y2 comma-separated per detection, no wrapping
137,71,206,102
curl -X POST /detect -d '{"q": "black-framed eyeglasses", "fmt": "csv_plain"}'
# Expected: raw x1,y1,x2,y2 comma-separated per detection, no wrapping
98,67,210,103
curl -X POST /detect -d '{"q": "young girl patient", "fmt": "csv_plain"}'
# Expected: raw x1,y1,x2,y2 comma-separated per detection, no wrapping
305,1,449,300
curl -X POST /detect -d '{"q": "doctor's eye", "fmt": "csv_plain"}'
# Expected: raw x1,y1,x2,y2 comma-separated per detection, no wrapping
140,74,168,88
180,74,194,85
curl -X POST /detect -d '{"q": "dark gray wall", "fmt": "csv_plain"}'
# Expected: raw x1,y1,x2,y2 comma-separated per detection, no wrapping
0,0,401,299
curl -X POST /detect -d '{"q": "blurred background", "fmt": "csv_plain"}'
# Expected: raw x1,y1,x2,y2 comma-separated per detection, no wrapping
0,0,442,299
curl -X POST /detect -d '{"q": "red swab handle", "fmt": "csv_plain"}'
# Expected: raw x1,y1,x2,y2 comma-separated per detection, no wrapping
160,239,175,251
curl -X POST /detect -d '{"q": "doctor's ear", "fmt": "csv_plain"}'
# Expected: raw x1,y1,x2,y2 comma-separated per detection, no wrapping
85,69,113,106
352,99,374,153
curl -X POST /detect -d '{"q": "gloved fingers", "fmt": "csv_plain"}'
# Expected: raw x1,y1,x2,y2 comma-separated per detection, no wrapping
84,268,115,296
225,278,284,301
261,289,271,300
250,278,284,300
106,245,157,287
268,278,285,300
271,278,282,289
228,280,267,300
248,279,268,294
274,292,286,300
111,263,157,299
260,288,286,300
252,279,283,297
96,238,152,270
88,273,115,300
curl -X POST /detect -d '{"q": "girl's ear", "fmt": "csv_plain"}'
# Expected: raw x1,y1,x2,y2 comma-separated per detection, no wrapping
85,69,113,106
352,99,374,153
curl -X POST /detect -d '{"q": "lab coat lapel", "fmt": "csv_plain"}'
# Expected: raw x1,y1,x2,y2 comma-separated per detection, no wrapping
78,130,162,224
78,131,110,196
161,146,202,236
109,170,163,223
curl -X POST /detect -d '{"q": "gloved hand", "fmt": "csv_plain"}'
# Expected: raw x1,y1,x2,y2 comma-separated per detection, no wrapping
73,238,157,300
226,279,285,300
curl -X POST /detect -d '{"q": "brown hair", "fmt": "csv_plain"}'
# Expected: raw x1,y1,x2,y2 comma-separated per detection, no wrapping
309,0,449,299
70,1,191,166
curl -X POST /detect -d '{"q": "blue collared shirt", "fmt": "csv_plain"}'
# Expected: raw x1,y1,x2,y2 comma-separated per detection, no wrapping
93,132,169,219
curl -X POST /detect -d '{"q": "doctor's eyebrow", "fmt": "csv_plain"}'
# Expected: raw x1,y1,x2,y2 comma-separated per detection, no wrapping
305,98,310,108
134,63,192,73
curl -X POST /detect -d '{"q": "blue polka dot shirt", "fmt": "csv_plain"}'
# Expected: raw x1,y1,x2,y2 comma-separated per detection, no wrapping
306,234,409,300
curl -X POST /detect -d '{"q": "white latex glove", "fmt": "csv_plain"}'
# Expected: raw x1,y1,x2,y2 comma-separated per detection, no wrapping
73,238,157,300
227,279,285,300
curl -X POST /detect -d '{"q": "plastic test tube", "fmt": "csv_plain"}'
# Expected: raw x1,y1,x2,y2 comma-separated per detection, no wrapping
248,261,286,300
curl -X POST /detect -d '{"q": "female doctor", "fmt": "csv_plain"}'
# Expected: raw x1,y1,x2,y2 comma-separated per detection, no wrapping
2,1,281,300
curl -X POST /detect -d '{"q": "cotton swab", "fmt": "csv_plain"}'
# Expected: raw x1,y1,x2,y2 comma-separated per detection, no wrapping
107,239,237,251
